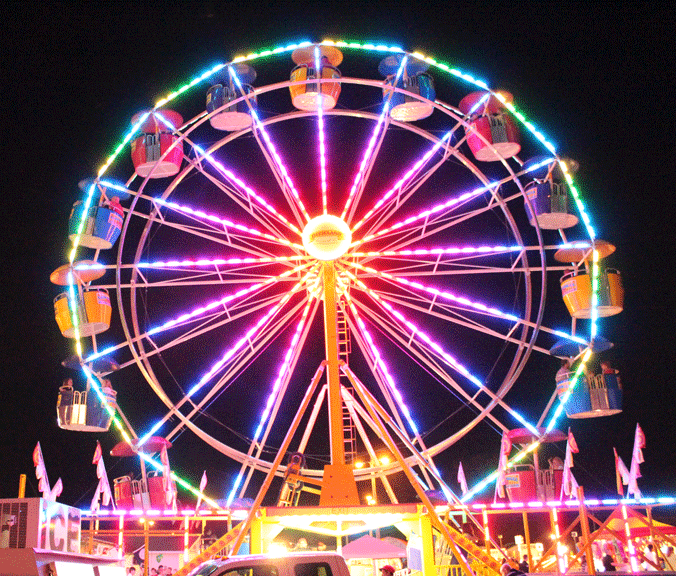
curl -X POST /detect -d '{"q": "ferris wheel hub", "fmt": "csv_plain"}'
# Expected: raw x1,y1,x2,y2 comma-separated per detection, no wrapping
302,215,352,260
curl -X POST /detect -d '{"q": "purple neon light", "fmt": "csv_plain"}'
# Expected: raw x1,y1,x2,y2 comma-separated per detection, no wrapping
340,55,409,222
254,300,313,439
139,271,313,444
353,157,556,247
155,198,303,248
134,255,310,269
229,67,310,223
152,112,302,235
146,262,310,337
345,295,418,435
346,261,520,322
352,131,452,233
348,245,522,258
314,47,328,215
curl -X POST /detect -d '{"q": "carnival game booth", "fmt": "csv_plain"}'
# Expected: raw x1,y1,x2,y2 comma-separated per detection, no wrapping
503,428,567,502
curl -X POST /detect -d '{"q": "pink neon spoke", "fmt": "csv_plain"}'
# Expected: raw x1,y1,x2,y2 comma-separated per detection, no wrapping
347,245,521,258
352,181,493,247
340,55,408,222
254,299,313,439
344,293,418,434
345,261,520,322
345,269,482,386
147,262,311,337
188,272,312,397
229,68,311,223
155,112,302,235
155,198,304,249
351,132,451,233
315,47,328,215
136,255,310,269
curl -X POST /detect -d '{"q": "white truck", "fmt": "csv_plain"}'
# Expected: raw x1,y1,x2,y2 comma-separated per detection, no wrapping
187,552,353,576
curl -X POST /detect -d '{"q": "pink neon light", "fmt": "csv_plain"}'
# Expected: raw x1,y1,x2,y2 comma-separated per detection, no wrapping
189,272,311,397
315,47,328,215
354,182,494,247
346,270,482,386
156,198,303,248
137,254,310,268
346,261,520,322
147,262,310,336
340,56,408,222
352,132,452,232
254,300,313,439
230,68,311,223
345,296,418,434
348,245,521,258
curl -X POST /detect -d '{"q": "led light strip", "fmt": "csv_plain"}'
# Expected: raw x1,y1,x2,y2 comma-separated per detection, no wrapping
138,270,313,445
314,47,329,215
352,131,452,232
345,260,520,322
226,299,314,506
344,268,540,436
229,66,311,223
155,198,304,249
340,55,409,221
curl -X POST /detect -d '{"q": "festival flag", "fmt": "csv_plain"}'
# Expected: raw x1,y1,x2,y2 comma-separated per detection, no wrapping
457,462,468,496
495,433,511,499
46,478,63,502
32,442,51,497
628,423,646,498
614,447,630,496
561,428,580,498
160,444,177,508
195,470,208,511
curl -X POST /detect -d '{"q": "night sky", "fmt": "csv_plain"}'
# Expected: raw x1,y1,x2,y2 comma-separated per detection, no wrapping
2,1,675,524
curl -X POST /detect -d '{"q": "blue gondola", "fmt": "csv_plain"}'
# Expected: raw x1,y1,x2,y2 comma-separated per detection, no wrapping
378,54,435,122
522,156,579,230
206,63,257,131
57,379,117,432
557,372,622,418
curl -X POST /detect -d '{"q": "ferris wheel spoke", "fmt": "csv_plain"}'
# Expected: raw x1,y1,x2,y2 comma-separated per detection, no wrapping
351,131,453,235
155,296,314,445
179,131,304,238
349,288,541,436
341,56,410,223
231,298,320,499
347,294,511,439
228,68,311,225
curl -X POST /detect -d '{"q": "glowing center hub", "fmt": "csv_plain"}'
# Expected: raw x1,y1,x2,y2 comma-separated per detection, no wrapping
302,215,352,261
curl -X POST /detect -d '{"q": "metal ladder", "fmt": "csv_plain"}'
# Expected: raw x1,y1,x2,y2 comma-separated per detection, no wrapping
337,299,356,464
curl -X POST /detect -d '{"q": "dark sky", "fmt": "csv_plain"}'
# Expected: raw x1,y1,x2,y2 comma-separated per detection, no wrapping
2,1,675,517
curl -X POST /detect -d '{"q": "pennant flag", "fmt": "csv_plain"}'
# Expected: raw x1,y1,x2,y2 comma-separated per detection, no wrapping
195,470,208,511
561,429,580,498
495,433,511,499
47,478,63,502
91,442,114,512
160,444,177,509
614,447,630,496
457,462,468,496
628,423,646,498
32,442,51,497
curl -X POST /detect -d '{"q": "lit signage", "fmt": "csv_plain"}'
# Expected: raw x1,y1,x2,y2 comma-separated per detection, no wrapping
39,500,81,553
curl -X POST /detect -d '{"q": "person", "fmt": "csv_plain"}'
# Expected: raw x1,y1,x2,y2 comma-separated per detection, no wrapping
602,551,616,572
663,546,676,570
643,543,659,571
500,561,525,576
518,555,529,573
380,565,396,576
549,456,564,470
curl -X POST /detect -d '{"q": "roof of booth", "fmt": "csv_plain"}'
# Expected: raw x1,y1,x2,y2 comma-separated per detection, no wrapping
342,535,407,559
592,506,676,540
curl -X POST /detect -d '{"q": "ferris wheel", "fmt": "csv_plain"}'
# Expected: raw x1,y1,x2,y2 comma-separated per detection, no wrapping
52,40,623,506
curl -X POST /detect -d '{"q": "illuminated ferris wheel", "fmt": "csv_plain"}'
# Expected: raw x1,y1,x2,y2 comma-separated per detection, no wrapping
52,40,623,506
